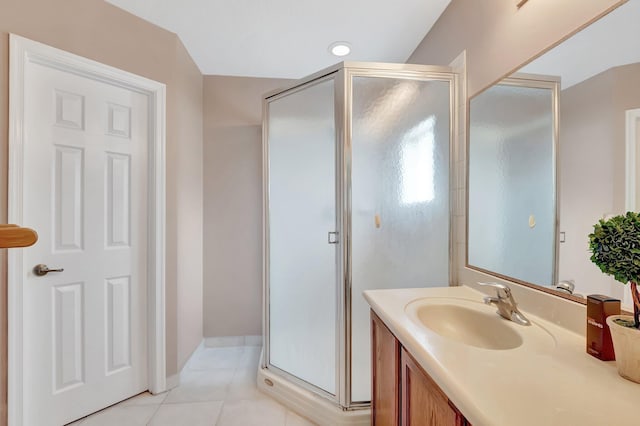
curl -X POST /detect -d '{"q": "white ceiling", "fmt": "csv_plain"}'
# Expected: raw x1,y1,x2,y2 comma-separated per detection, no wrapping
105,0,451,78
521,0,640,89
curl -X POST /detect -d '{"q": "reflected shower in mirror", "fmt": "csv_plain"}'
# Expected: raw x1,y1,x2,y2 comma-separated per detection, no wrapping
467,0,640,309
468,78,557,287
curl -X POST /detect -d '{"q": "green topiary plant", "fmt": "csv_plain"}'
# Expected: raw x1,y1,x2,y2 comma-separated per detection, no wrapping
589,211,640,328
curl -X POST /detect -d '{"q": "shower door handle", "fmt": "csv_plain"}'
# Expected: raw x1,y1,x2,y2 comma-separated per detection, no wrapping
328,232,339,244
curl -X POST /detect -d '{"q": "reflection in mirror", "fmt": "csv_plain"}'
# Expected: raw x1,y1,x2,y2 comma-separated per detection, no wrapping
468,78,557,287
467,0,639,309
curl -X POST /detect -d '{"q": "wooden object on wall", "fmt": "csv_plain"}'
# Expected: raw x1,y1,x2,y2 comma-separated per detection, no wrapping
0,224,38,248
371,311,401,426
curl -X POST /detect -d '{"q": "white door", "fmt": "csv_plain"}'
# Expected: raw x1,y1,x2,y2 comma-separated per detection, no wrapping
20,54,149,425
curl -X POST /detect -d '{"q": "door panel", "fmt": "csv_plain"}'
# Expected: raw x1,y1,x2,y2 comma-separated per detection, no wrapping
106,153,132,248
54,146,84,251
21,57,148,426
351,76,452,402
401,348,461,426
53,282,85,392
371,311,400,426
106,276,132,374
267,77,338,395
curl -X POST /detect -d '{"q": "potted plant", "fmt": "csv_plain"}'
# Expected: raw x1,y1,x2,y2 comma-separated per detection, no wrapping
589,211,640,383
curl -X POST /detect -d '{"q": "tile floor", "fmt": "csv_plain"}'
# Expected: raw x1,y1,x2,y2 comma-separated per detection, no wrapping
69,345,317,426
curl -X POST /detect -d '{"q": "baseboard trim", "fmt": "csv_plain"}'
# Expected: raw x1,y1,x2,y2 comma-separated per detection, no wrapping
161,336,263,394
162,339,205,392
165,374,179,391
204,335,262,347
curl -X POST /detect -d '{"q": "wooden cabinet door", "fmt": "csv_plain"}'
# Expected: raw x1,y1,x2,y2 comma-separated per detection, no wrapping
400,347,465,426
371,311,400,426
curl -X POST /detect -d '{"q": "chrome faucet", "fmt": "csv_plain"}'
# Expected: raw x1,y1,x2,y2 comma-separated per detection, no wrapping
478,282,531,326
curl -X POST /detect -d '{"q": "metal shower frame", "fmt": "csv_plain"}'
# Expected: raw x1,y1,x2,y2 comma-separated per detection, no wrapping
262,61,459,410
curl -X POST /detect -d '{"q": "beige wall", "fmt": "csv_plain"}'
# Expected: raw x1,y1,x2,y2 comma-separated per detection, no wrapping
0,0,204,420
173,36,204,370
559,63,640,302
410,0,625,97
202,76,292,337
559,69,617,299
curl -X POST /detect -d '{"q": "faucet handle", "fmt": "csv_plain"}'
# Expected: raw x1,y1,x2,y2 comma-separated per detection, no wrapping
478,282,531,326
478,282,512,297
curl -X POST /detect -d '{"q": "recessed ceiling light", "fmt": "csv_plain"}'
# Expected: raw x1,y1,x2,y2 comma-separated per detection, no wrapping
329,42,351,57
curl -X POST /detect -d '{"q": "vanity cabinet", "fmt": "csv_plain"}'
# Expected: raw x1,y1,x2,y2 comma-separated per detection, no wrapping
372,311,469,426
372,310,401,425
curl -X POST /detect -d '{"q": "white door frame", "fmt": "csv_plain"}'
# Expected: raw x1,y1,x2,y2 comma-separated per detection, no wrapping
626,108,640,212
7,34,167,426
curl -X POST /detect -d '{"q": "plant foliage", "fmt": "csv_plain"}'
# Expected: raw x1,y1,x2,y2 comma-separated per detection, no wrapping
588,212,640,285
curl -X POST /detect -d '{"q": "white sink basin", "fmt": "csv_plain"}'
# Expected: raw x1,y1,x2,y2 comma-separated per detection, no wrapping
409,302,522,350
405,297,554,351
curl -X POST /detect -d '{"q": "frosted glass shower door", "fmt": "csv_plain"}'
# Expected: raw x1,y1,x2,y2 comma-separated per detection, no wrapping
468,82,555,286
350,76,452,402
266,77,337,395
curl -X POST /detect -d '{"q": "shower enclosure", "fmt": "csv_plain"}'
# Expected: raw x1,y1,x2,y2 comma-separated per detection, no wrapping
261,62,458,421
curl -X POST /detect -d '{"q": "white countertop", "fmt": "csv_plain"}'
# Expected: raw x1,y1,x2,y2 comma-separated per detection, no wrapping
364,286,637,426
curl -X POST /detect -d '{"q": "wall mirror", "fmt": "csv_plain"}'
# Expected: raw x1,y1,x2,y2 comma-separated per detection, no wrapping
467,0,639,309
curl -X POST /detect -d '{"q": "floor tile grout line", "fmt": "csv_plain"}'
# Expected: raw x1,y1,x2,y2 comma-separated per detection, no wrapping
144,402,163,426
76,344,270,425
214,399,225,426
157,345,249,410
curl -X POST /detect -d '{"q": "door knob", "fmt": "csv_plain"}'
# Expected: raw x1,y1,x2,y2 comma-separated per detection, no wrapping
33,264,64,276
